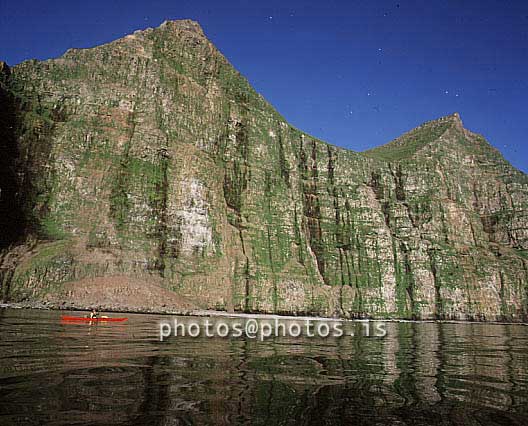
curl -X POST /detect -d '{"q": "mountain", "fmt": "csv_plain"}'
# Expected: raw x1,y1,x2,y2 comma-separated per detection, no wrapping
0,20,526,320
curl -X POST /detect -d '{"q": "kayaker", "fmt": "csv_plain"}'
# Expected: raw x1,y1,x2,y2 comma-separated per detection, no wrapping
89,308,98,319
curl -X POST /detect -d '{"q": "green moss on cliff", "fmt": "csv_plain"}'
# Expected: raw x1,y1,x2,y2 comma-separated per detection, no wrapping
1,21,526,321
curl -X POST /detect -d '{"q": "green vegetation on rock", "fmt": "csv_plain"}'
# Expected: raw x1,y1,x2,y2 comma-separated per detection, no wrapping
0,21,526,321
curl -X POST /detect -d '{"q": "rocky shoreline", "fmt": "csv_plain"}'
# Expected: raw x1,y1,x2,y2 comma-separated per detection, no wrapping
2,301,527,326
0,300,196,317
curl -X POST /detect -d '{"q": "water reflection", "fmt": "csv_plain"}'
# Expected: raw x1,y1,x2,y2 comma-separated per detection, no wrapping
0,309,527,425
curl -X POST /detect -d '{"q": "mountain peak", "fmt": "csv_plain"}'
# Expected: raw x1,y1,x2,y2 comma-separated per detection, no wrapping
451,112,464,131
429,112,463,126
440,112,464,130
158,19,205,36
363,114,460,162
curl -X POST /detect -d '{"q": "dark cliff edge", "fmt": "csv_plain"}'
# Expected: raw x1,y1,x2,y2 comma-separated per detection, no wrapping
0,62,26,248
0,20,527,321
0,62,29,300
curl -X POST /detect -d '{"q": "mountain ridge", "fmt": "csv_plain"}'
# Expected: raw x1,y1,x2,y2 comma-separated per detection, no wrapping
2,19,511,167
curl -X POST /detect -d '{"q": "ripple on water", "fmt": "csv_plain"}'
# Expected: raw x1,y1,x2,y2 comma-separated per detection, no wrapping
1,309,528,425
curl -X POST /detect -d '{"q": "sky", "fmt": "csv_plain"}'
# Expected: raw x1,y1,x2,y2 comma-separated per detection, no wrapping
1,0,527,172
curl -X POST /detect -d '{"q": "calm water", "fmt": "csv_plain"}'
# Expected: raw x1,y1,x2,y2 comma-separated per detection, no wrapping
1,309,527,425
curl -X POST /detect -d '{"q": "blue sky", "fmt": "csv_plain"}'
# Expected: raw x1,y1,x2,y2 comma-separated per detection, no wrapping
1,0,527,172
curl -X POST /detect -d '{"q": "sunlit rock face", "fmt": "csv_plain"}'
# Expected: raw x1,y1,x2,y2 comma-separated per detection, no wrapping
0,20,526,320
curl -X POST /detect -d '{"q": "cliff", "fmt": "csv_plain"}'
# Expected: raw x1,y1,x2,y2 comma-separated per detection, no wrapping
0,20,526,320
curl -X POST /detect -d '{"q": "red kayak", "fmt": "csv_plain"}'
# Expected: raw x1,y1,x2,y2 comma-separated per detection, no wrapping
61,315,128,322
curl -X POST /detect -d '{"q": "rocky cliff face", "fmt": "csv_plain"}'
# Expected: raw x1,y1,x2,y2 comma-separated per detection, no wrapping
1,20,527,320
